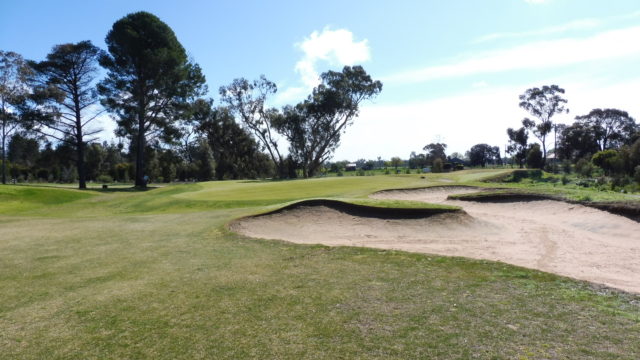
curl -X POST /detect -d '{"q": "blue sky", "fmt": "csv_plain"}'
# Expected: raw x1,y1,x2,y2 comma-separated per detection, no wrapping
2,0,640,160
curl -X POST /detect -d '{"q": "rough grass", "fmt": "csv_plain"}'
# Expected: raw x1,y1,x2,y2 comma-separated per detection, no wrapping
1,169,640,359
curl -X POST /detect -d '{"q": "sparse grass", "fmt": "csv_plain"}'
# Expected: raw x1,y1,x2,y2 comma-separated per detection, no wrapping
1,169,639,359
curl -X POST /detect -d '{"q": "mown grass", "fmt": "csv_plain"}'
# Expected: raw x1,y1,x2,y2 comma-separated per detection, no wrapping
1,169,639,359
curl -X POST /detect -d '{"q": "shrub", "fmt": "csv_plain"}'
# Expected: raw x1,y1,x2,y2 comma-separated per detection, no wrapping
97,174,113,183
575,158,593,178
526,144,543,169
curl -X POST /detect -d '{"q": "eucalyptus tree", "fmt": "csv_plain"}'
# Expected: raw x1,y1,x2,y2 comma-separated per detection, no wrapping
98,11,206,187
29,41,103,189
575,108,637,151
507,127,528,168
0,51,33,184
219,76,285,177
272,66,382,178
519,85,568,165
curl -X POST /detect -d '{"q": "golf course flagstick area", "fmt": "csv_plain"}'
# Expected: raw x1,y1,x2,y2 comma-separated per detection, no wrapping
1,169,640,359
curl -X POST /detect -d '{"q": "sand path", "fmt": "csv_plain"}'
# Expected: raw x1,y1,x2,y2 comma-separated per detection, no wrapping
232,187,640,293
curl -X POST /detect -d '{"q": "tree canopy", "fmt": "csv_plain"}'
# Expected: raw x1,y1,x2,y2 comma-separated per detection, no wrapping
519,85,568,165
272,65,382,178
29,40,104,189
98,11,206,187
0,51,33,184
575,108,637,151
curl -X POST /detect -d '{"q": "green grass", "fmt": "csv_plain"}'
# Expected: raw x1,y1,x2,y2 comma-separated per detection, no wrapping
1,169,639,359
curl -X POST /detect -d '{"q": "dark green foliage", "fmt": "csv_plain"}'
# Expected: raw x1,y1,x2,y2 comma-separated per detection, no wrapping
592,150,623,176
467,143,500,167
99,11,206,187
423,142,447,165
219,76,284,177
506,127,528,168
575,108,637,151
526,143,544,169
1,51,33,184
29,40,104,189
519,85,568,165
194,99,273,180
556,122,600,162
272,66,382,178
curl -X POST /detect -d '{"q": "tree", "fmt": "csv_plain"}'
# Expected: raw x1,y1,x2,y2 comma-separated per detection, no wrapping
592,149,622,176
519,85,568,165
272,66,382,178
507,127,528,168
467,143,499,167
390,156,402,171
193,99,273,180
526,143,544,169
1,51,33,184
556,122,599,162
575,109,637,151
29,41,104,189
423,142,447,165
98,11,206,187
219,76,285,177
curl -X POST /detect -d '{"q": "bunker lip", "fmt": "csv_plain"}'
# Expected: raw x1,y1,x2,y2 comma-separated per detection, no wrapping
231,198,461,223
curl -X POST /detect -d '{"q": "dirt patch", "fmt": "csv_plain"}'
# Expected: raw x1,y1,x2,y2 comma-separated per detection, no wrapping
232,187,640,294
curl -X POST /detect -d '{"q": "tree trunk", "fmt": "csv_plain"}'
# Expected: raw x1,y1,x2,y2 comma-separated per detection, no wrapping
77,140,86,189
135,120,146,187
74,97,87,189
1,120,6,185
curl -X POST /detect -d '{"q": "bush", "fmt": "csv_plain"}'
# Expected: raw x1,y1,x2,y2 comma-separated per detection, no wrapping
561,175,569,185
575,158,593,178
97,174,113,183
356,169,365,176
336,171,343,177
526,144,543,169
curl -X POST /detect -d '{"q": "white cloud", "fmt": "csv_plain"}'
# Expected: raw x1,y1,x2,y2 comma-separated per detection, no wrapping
333,78,640,160
276,28,371,104
295,27,371,87
475,18,601,43
383,26,640,85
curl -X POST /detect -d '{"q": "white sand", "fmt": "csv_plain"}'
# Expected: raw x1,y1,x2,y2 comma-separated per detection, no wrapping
231,187,640,293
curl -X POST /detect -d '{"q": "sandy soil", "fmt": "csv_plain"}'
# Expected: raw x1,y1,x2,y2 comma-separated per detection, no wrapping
231,187,640,293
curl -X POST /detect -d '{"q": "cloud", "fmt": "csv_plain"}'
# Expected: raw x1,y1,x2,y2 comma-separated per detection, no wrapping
475,18,601,43
332,77,640,160
295,28,371,87
383,26,640,85
275,28,371,105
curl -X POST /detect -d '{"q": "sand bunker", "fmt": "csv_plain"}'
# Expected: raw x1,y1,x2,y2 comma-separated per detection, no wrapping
232,187,640,293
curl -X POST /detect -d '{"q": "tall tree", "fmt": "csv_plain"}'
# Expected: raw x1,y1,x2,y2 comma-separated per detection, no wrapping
29,41,103,189
98,11,206,187
467,143,500,167
575,108,637,151
506,127,528,168
519,85,568,165
193,99,273,180
219,76,285,177
556,122,599,161
271,66,382,178
0,51,32,184
423,142,447,165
